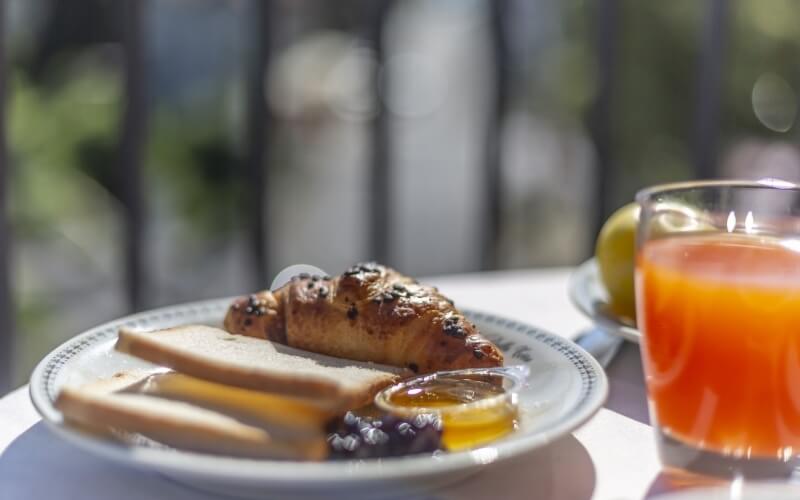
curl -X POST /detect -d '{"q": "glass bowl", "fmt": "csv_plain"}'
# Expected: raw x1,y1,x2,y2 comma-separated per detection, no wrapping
374,366,528,450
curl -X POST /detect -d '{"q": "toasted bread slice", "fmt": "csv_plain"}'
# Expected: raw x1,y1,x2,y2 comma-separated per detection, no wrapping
128,371,335,437
115,325,407,410
56,380,328,460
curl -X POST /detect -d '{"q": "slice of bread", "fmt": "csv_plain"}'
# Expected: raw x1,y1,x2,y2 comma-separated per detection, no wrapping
115,325,407,410
129,371,335,437
56,381,328,460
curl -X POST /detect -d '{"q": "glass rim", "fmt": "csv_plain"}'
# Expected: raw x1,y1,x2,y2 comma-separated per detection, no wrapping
634,178,800,205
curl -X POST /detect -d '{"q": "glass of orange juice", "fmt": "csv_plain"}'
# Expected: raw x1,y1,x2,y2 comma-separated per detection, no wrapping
635,179,800,478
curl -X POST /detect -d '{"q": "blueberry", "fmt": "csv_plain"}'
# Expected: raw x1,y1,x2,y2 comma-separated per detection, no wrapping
327,412,442,459
396,422,414,438
342,434,361,452
343,411,359,427
363,427,389,448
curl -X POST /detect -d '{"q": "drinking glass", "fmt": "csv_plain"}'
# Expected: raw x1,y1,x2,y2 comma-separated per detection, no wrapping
635,179,800,478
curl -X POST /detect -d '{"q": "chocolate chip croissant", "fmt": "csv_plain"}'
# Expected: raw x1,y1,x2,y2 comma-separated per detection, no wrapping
223,263,503,374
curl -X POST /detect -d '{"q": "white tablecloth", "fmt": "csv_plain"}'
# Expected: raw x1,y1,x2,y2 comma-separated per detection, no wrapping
0,268,671,499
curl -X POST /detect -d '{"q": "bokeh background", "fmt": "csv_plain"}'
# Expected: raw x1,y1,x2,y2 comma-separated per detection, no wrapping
1,0,798,388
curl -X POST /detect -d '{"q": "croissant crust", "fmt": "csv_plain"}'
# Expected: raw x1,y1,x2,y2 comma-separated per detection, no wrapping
224,263,504,374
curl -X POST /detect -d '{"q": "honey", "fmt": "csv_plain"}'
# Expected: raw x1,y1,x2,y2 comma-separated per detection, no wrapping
387,378,505,407
375,369,522,451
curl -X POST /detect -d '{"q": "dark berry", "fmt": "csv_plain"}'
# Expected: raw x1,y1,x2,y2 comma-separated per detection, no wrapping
342,435,360,452
396,422,414,437
326,412,442,459
343,411,359,426
363,427,389,446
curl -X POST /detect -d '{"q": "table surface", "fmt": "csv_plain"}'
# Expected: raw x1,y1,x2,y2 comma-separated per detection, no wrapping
0,267,681,500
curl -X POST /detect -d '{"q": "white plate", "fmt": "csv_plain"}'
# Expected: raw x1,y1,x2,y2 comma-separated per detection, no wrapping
651,483,800,500
30,298,608,499
568,258,641,343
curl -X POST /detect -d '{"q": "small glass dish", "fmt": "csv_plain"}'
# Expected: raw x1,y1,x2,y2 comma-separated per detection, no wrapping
374,366,528,450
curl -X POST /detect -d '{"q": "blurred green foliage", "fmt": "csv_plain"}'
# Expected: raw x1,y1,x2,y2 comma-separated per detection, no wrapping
725,1,800,139
8,59,120,234
546,1,800,212
147,108,244,239
5,47,247,383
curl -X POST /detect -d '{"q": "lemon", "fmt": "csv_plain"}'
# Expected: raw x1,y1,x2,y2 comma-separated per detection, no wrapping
595,203,639,320
595,201,715,321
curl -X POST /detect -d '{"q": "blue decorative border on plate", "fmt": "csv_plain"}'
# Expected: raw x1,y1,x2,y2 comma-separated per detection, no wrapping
466,311,599,416
40,300,229,402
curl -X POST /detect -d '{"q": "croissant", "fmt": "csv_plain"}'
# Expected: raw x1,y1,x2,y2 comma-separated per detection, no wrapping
223,263,503,374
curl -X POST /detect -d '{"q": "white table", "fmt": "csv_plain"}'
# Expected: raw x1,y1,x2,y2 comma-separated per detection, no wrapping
0,268,673,500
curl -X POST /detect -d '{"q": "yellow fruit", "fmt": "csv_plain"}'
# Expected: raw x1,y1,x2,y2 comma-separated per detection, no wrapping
595,203,639,320
595,200,715,321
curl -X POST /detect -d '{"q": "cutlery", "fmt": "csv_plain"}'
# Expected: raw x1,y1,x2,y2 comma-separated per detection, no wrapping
574,327,624,368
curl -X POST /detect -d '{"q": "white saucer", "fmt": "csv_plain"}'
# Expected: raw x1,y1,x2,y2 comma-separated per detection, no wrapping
568,258,641,343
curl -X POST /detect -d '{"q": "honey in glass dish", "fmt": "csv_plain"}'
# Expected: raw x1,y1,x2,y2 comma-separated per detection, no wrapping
374,368,524,451
637,233,800,459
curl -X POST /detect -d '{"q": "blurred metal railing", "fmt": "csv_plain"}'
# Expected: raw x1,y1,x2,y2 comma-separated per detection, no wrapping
692,0,729,179
0,0,732,392
366,0,393,266
0,0,13,391
482,0,510,270
244,0,273,286
119,0,147,311
588,0,620,243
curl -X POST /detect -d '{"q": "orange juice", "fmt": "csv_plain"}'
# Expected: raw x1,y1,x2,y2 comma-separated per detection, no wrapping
637,233,800,459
